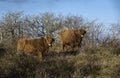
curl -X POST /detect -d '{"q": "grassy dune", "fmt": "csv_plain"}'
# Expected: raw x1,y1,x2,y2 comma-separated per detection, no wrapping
0,44,120,78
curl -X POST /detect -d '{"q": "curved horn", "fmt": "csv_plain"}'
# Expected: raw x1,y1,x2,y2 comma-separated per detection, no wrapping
53,35,58,39
85,27,89,32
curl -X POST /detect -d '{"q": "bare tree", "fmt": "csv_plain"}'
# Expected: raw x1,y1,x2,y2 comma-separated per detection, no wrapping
41,12,63,36
21,15,45,38
110,23,120,39
1,11,117,48
0,12,23,40
63,15,85,29
82,20,105,47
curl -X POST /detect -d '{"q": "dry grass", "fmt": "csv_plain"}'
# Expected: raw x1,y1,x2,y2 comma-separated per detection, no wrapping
0,40,120,78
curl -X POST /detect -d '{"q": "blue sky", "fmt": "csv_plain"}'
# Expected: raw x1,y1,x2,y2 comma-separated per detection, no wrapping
0,0,119,25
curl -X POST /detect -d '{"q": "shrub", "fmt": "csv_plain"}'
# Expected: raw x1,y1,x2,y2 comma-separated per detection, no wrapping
35,58,75,78
111,46,120,55
0,52,39,78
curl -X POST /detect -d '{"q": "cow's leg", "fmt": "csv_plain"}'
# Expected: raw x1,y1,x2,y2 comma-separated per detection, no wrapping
16,50,23,55
42,50,47,58
68,43,74,51
73,43,78,51
37,52,42,61
64,43,71,51
63,45,65,51
61,44,65,51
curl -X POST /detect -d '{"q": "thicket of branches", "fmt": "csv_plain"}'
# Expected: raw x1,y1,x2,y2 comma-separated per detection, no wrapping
0,12,119,47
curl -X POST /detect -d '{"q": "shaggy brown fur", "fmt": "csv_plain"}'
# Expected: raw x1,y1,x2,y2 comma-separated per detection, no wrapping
17,36,54,59
60,29,86,51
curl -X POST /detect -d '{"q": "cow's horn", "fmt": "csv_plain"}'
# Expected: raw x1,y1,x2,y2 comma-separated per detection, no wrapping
54,35,58,39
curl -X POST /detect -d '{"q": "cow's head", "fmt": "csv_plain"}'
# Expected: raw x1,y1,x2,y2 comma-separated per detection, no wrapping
45,36,55,47
76,29,86,38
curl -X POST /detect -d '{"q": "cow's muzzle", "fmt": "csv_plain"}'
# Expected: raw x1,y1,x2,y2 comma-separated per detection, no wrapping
48,44,52,46
81,35,84,37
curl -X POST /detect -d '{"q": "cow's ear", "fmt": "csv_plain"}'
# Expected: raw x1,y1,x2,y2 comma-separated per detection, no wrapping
53,35,58,39
85,27,89,32
45,36,48,39
45,36,46,38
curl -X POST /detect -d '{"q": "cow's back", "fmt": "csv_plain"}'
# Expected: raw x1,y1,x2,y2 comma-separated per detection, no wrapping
32,38,47,51
17,38,27,53
23,39,36,54
60,30,76,44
